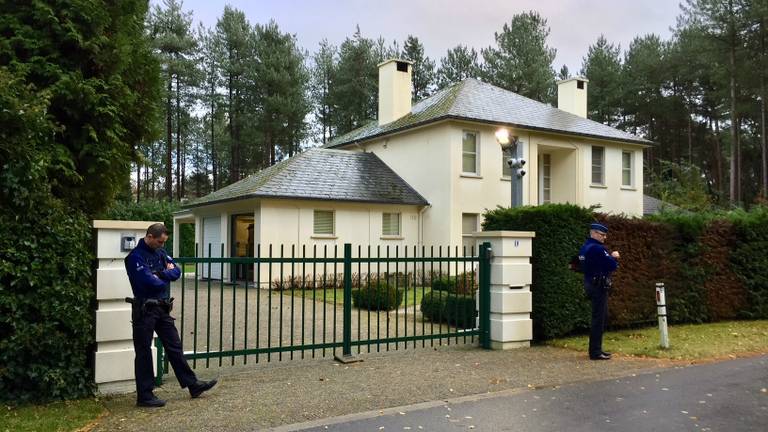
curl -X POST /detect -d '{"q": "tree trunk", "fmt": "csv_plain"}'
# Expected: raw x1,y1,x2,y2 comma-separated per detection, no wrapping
715,118,724,196
166,73,173,201
136,161,141,203
228,71,237,184
762,19,768,198
729,34,738,205
175,74,182,201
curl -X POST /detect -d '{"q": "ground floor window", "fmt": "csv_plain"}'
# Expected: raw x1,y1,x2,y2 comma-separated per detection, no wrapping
313,210,335,235
382,212,401,236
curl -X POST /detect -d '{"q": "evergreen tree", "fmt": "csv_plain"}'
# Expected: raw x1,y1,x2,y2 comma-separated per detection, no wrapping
481,11,557,103
310,40,337,144
401,35,436,101
436,45,481,88
581,35,623,125
557,64,570,81
330,26,378,135
213,6,253,184
252,21,311,165
147,0,198,200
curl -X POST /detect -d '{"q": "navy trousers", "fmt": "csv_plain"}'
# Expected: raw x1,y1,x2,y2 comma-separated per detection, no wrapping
586,284,609,358
132,304,197,402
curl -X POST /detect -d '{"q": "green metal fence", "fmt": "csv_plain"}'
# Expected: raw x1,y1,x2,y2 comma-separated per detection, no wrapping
155,242,491,382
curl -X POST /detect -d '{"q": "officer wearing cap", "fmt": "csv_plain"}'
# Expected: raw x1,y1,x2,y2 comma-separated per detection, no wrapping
125,223,217,407
578,222,620,360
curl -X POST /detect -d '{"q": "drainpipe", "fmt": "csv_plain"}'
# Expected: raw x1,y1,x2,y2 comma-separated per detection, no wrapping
418,205,431,247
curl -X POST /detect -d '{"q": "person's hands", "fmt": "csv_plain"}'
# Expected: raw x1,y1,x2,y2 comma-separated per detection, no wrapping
166,263,175,270
611,251,620,259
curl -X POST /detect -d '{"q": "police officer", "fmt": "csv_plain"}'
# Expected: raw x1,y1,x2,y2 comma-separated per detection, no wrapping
578,222,620,360
125,223,217,407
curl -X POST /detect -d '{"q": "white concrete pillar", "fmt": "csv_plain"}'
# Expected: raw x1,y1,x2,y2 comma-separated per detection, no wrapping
92,220,160,394
474,231,535,349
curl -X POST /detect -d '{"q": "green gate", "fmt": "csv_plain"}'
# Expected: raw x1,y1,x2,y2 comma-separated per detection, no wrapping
155,242,491,383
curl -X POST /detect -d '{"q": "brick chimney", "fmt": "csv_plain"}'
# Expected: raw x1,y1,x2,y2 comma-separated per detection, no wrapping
557,77,588,118
378,59,413,125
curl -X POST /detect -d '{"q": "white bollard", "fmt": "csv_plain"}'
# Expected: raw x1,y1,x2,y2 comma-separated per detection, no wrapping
655,282,669,349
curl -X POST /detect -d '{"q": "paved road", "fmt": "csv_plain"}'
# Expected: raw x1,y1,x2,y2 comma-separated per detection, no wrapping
292,355,768,432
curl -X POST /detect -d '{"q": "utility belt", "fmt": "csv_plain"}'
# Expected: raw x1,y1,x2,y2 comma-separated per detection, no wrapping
125,297,174,315
590,274,613,292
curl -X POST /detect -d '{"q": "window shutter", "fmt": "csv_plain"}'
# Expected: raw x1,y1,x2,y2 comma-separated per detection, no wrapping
313,210,334,235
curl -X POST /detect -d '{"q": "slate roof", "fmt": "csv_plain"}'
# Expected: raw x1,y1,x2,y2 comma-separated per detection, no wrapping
326,78,652,148
183,149,429,208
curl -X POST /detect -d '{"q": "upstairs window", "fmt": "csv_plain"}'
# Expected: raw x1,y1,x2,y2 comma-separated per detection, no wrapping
382,212,401,236
462,131,478,174
591,146,605,185
622,151,634,187
313,210,334,235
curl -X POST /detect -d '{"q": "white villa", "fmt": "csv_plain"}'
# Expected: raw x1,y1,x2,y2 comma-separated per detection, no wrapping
173,59,650,278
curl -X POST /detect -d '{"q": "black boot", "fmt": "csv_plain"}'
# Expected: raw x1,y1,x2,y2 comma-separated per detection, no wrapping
137,396,166,408
189,379,218,398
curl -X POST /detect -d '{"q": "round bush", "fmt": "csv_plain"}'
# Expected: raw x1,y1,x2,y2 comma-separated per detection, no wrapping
421,291,477,329
352,283,404,311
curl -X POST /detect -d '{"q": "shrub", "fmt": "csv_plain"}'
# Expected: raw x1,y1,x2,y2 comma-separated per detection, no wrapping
351,283,404,311
420,291,477,329
430,272,477,295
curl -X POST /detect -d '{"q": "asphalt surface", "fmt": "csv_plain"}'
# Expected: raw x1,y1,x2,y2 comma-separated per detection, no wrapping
290,355,768,432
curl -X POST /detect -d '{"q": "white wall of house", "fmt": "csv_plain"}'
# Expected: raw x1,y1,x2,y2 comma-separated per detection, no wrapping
357,125,452,247
347,120,644,249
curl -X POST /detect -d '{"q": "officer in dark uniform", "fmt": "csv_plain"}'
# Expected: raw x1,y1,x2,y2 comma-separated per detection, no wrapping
578,223,620,360
125,223,217,407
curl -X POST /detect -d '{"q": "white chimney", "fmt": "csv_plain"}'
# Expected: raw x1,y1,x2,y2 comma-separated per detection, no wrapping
378,59,413,125
557,77,589,118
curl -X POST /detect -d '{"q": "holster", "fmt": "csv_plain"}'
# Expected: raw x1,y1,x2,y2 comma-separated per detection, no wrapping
591,275,613,292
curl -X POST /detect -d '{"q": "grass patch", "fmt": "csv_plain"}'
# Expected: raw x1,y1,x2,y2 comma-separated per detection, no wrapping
547,320,768,360
284,287,431,308
1,398,105,432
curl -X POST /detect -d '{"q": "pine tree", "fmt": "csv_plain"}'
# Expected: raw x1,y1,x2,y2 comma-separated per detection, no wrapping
310,40,337,144
401,35,436,101
481,11,557,103
330,26,378,135
581,35,623,125
436,45,481,89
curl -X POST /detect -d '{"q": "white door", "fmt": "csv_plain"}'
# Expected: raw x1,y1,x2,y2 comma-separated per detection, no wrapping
202,216,222,279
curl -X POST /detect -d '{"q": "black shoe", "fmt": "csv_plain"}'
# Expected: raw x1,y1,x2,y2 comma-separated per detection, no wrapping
189,379,218,398
137,397,166,408
590,353,611,360
602,351,612,357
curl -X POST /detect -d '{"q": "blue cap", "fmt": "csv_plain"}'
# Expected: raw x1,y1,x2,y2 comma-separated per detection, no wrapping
590,223,608,233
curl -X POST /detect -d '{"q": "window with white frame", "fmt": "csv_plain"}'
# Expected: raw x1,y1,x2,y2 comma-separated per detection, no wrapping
313,210,334,235
622,151,633,187
461,213,478,254
540,153,551,204
462,131,478,174
382,212,401,236
591,146,605,185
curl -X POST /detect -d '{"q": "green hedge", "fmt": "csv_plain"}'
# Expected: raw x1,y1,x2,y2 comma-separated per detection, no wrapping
420,291,477,329
100,199,195,256
483,204,593,340
482,203,768,341
351,283,404,311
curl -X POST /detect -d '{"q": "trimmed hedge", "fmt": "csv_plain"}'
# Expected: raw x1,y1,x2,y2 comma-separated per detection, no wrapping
420,291,477,329
430,272,477,295
351,283,404,311
482,203,768,341
483,204,593,340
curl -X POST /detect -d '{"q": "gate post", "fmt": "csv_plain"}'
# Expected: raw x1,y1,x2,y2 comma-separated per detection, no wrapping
478,242,492,349
474,231,535,349
335,243,360,363
92,220,161,394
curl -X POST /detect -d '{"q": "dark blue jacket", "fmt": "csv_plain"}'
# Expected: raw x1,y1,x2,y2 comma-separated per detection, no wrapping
124,238,181,300
578,237,618,283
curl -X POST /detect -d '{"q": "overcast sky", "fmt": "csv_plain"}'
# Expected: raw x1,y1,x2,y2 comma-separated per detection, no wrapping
170,0,683,74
